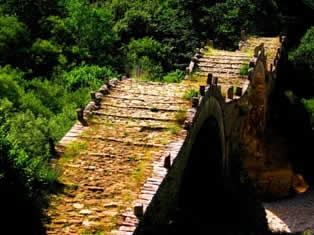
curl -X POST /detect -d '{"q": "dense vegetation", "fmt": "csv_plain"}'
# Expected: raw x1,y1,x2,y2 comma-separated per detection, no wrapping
0,0,314,233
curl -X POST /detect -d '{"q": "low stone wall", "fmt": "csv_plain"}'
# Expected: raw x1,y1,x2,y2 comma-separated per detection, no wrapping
55,77,123,154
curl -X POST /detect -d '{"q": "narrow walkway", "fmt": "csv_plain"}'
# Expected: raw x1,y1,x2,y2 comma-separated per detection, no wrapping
45,80,195,234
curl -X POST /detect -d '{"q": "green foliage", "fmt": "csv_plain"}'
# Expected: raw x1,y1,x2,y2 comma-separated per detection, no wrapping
202,0,255,49
0,127,57,198
290,26,314,71
63,65,116,91
163,69,185,83
302,229,312,235
303,0,314,9
1,0,59,26
30,39,63,75
150,107,159,112
0,15,29,65
7,110,51,159
0,65,24,105
126,37,169,80
239,64,249,76
115,8,152,42
168,125,180,134
302,98,314,126
64,141,87,158
64,0,117,64
174,109,187,125
183,89,200,100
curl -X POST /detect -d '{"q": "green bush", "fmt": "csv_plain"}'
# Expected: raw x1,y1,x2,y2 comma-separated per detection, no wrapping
183,89,200,100
64,0,117,64
62,65,116,91
163,69,185,83
126,37,169,80
198,0,255,49
7,110,51,159
290,26,314,71
0,15,29,57
115,8,152,42
302,98,314,126
30,39,63,75
0,66,24,105
240,64,249,76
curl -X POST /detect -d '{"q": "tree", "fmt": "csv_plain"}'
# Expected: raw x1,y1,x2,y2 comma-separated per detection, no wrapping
0,66,24,105
0,16,29,66
126,37,169,80
1,0,60,35
64,0,117,65
289,27,314,98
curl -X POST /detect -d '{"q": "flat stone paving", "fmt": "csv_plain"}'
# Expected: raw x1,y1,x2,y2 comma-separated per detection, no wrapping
45,79,198,234
45,36,281,234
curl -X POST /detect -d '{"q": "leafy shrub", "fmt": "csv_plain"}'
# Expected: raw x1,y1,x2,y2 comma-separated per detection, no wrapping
0,126,58,197
64,0,117,63
240,64,249,76
0,15,29,57
150,106,159,112
64,140,87,158
62,65,117,91
7,110,51,159
290,26,314,71
302,98,314,126
19,92,53,118
183,89,200,100
126,37,170,80
30,39,63,75
163,69,185,83
0,66,24,105
288,27,314,97
200,0,255,49
174,109,187,125
115,8,152,42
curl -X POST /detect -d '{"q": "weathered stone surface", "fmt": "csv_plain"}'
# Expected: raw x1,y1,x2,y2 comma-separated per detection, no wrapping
79,209,93,215
73,203,84,209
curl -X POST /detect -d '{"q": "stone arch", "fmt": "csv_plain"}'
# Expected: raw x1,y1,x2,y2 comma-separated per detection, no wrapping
133,92,228,234
175,93,244,232
188,94,227,176
178,94,227,202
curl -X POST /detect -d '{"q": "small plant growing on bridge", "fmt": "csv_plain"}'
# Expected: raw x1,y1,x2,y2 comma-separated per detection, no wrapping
150,106,159,112
239,64,249,76
183,89,199,100
168,125,180,134
204,45,214,56
163,69,185,83
64,140,87,159
174,109,187,124
302,229,312,235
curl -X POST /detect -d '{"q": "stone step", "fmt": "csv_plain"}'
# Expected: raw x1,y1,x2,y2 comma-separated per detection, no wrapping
198,63,244,69
201,55,250,61
199,67,241,75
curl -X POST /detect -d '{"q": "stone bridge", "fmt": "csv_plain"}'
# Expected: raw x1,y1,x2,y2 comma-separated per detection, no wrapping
46,35,287,234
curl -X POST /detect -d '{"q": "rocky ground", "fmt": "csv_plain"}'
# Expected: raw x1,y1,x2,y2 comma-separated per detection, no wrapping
264,188,314,233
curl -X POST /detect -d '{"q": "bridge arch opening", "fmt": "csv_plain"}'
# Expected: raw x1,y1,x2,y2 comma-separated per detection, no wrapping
177,116,227,232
